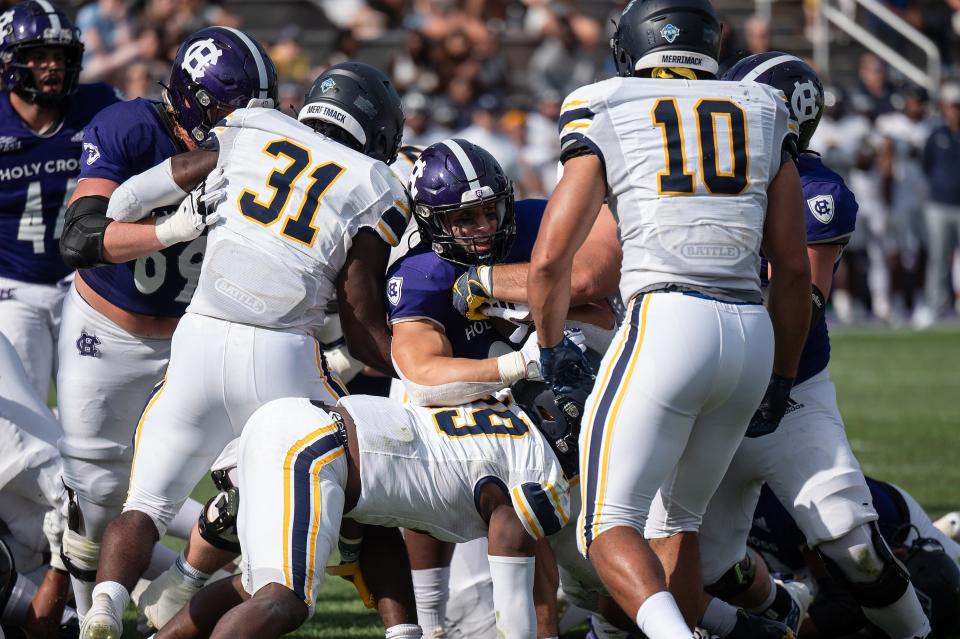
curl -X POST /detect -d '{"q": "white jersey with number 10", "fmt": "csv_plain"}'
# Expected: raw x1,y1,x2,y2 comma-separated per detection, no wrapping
559,78,794,303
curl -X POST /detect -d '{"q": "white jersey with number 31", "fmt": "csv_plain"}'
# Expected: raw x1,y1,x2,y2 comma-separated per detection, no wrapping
559,78,794,303
187,107,411,333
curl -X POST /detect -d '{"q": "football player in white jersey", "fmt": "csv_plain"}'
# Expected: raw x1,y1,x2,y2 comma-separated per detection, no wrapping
527,1,812,637
79,62,411,639
152,393,570,639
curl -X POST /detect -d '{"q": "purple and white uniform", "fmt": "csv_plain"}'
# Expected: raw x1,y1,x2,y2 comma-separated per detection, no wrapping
697,151,873,584
0,82,119,396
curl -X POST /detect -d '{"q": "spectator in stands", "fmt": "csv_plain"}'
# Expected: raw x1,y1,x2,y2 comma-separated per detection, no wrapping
744,14,771,55
500,108,546,198
919,82,960,324
853,52,896,118
270,25,312,85
77,0,155,84
402,92,452,147
877,85,934,321
456,92,521,186
528,5,600,101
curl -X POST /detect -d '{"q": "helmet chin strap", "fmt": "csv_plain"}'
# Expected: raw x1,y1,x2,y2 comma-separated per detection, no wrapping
651,66,698,80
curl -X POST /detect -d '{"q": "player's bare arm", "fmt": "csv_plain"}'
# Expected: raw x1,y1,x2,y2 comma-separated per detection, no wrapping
392,320,501,385
62,149,220,267
762,159,812,379
528,154,607,348
483,205,621,305
337,229,396,377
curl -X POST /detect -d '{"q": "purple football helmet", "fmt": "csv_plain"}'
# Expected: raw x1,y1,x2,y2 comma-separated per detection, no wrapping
166,26,278,143
723,52,824,151
0,0,83,106
410,138,515,266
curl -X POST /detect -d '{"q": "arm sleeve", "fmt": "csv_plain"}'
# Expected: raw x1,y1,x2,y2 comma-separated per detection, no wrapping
488,555,537,639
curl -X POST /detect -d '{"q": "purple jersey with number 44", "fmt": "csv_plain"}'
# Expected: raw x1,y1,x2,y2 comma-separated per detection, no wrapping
0,83,119,284
77,98,198,318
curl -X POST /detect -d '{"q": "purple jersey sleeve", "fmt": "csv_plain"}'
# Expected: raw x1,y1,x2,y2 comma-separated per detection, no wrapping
79,99,165,184
798,154,858,245
386,248,462,330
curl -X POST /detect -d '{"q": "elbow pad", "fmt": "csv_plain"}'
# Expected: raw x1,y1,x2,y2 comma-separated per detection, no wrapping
59,196,112,269
811,284,826,327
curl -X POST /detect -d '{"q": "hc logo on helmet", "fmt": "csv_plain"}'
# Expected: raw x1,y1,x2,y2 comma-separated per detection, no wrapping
0,10,13,40
182,38,223,82
660,24,681,43
792,79,820,123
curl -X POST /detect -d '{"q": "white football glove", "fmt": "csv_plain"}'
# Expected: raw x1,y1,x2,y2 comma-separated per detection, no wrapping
154,168,226,247
136,564,204,633
498,328,586,384
42,505,67,571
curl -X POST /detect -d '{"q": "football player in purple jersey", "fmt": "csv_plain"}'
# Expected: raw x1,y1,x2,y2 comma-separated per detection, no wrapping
0,0,119,398
694,52,932,639
55,26,278,624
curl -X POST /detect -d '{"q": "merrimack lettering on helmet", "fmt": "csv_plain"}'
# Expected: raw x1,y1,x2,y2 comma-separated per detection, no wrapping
791,80,820,123
182,38,224,82
660,54,703,66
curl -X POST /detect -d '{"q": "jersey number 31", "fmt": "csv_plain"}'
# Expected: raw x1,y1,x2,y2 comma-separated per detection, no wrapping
238,138,345,247
653,98,749,196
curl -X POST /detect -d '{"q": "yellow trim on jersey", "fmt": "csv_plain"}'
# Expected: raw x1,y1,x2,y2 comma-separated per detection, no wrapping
127,378,167,495
281,161,347,248
394,198,411,216
561,99,589,112
561,121,592,132
314,339,344,401
544,483,570,526
511,486,544,540
303,446,344,602
377,220,399,246
591,294,652,540
281,422,340,593
237,138,311,229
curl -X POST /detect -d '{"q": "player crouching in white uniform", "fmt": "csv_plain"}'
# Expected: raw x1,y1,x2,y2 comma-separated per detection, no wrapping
153,393,571,639
80,62,410,639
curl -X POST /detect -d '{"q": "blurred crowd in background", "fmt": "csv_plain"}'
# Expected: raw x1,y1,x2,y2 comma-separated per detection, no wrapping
7,0,960,327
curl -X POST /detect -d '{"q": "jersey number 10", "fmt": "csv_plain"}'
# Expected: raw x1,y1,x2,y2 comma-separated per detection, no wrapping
653,98,749,196
238,138,346,247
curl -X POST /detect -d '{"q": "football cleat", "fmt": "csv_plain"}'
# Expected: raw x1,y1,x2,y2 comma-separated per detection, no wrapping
728,609,796,639
79,593,121,639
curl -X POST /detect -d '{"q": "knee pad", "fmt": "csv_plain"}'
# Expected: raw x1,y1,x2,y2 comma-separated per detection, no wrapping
816,522,910,608
705,553,756,601
198,469,241,553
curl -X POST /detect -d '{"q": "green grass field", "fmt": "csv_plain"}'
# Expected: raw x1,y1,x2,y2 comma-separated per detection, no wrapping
119,327,960,638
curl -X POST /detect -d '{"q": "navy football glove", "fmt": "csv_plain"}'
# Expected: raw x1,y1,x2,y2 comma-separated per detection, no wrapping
746,374,794,438
539,335,596,399
451,265,493,321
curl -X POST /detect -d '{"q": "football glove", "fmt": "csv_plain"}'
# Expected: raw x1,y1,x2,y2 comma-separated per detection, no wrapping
745,374,794,438
43,504,67,572
155,168,226,247
451,265,493,321
539,335,596,399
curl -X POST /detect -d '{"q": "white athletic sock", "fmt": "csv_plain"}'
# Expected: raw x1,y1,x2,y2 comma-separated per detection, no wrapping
385,623,423,638
174,551,211,588
488,555,536,639
92,580,130,619
700,597,738,637
634,591,692,639
411,566,450,636
861,583,931,639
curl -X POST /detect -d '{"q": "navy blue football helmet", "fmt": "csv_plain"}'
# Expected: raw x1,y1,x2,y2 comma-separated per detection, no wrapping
723,51,824,151
611,0,721,78
409,138,515,266
0,0,83,106
166,26,278,143
298,62,404,164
